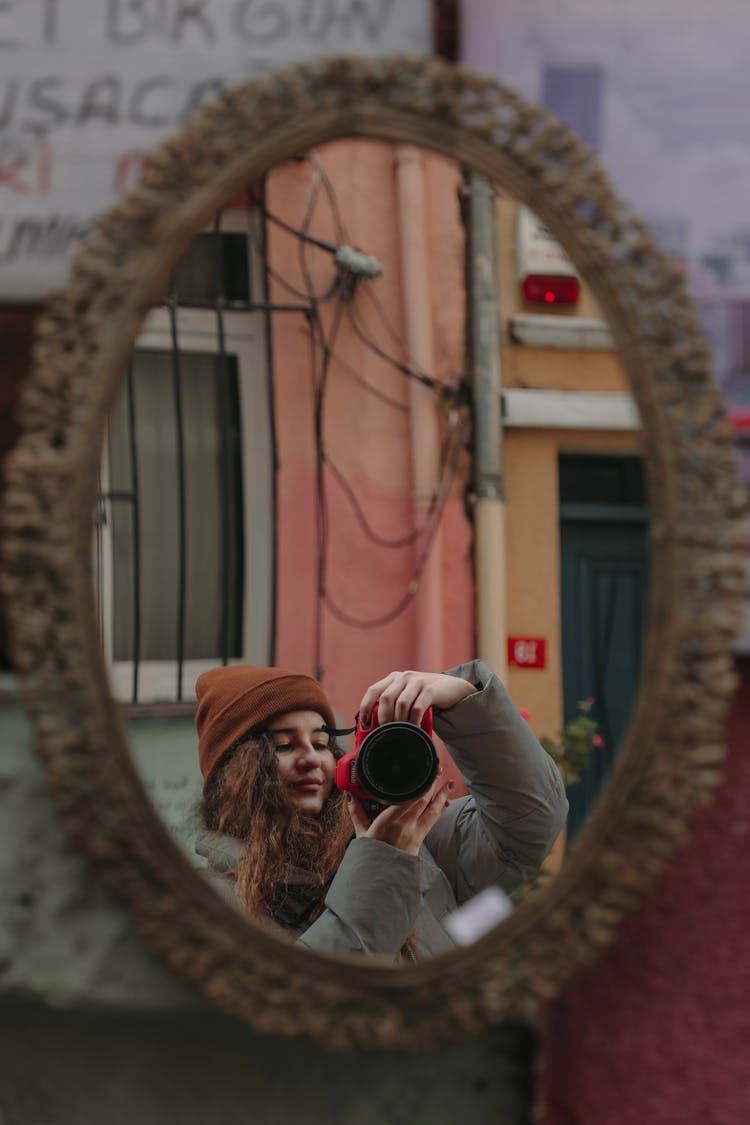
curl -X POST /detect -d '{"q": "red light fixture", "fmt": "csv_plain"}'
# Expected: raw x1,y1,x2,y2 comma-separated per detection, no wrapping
517,206,581,308
521,273,581,306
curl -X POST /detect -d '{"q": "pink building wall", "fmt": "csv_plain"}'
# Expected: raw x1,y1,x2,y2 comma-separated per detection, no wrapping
266,141,474,726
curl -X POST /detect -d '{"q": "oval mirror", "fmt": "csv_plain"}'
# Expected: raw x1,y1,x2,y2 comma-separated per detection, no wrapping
1,54,745,1049
105,154,648,956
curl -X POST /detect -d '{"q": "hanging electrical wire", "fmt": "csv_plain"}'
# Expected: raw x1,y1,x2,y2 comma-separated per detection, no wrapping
306,152,349,244
259,151,471,653
322,397,468,551
329,349,409,412
322,409,471,630
345,302,459,399
358,282,458,387
247,186,341,304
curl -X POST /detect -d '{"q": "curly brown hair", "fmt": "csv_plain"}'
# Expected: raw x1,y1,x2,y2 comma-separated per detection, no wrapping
200,730,352,918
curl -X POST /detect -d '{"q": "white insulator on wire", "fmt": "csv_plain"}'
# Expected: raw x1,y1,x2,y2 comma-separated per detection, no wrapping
334,245,383,279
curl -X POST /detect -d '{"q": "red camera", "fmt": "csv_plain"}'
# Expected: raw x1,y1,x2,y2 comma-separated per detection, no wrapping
334,701,439,815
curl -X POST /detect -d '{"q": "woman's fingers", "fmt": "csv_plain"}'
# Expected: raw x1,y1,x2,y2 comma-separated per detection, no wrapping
360,671,413,725
361,779,454,854
419,779,454,823
345,794,371,837
359,671,429,725
359,670,477,727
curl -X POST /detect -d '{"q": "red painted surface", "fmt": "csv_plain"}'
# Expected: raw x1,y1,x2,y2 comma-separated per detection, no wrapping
729,408,750,433
508,636,547,669
539,657,750,1125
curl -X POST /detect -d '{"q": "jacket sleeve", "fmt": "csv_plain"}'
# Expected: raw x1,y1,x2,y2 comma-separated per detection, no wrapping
297,836,443,959
426,658,568,899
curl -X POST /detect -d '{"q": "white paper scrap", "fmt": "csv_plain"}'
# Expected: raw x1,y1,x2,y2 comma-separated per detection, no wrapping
443,885,513,945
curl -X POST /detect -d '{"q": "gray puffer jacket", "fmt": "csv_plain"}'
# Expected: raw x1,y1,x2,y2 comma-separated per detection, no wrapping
196,660,568,961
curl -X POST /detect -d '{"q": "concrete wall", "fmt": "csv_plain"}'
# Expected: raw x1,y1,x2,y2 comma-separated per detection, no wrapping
8,659,750,1125
0,682,536,1124
0,997,536,1125
127,713,204,856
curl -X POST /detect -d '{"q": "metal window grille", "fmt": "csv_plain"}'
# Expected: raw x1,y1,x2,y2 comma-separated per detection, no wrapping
95,199,280,707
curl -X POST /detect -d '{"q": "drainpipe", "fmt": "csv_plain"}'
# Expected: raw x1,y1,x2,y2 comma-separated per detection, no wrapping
468,173,507,677
394,145,444,671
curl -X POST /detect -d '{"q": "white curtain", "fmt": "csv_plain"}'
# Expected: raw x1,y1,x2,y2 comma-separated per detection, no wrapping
108,350,244,662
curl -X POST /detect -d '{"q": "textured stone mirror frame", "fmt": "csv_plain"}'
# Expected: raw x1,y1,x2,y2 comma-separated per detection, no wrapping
1,55,746,1050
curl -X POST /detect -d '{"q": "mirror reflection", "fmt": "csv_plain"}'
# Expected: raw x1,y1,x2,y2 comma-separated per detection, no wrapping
93,139,648,961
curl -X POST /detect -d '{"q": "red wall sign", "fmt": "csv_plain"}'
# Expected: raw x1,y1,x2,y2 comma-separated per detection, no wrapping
507,636,547,669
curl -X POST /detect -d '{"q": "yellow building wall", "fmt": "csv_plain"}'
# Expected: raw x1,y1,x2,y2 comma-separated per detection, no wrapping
496,195,631,394
503,428,643,744
495,196,644,745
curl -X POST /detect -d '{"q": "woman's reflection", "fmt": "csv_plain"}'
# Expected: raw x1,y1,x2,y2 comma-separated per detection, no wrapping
195,660,567,961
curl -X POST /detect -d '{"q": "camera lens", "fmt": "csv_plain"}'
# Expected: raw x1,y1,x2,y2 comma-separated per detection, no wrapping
356,722,439,804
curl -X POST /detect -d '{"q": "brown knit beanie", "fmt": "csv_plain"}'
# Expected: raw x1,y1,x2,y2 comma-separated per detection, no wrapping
195,664,336,785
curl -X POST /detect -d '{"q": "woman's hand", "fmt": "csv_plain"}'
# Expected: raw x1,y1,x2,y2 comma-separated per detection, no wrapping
345,778,455,856
348,671,474,854
358,670,476,729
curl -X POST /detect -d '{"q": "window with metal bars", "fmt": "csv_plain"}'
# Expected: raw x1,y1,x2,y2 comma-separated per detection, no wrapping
94,204,275,706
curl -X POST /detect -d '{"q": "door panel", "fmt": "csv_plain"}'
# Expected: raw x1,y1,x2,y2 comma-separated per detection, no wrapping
561,517,649,840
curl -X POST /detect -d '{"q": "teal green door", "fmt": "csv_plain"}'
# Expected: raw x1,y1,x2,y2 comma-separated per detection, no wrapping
560,501,649,841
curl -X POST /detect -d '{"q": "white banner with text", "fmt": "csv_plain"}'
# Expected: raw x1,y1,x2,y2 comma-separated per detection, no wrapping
0,0,431,299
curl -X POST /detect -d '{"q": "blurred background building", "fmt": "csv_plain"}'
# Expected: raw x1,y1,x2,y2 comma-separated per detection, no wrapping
1,3,750,1123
